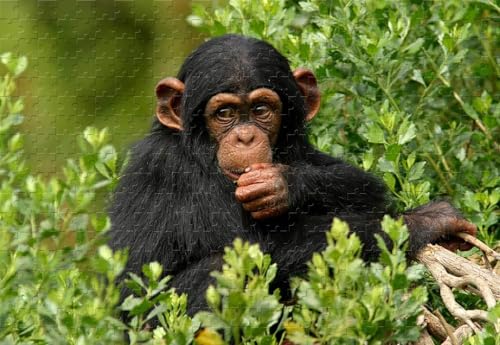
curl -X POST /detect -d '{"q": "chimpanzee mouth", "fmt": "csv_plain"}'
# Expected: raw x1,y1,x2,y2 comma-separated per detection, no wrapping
223,168,245,181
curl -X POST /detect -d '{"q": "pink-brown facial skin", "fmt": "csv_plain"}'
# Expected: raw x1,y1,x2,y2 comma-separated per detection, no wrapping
204,88,282,179
155,69,320,221
204,88,289,219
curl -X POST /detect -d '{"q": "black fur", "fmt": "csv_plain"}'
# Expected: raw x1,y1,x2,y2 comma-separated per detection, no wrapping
109,35,421,314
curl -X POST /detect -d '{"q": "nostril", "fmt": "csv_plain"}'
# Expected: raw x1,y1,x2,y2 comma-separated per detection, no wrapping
236,129,255,145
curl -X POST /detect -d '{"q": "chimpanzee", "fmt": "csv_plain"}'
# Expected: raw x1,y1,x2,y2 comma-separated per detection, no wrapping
109,34,476,314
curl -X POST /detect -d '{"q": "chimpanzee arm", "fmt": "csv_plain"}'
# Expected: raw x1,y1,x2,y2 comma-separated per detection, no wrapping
286,151,389,215
402,201,476,256
285,151,476,258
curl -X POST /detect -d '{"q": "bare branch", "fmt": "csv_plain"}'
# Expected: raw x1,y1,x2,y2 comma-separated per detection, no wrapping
417,244,500,300
441,325,474,345
456,233,500,261
422,307,447,341
416,238,500,343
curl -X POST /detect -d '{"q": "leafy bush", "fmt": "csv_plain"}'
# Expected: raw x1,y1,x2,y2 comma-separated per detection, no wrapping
189,0,499,243
0,54,125,343
1,0,498,343
285,217,426,344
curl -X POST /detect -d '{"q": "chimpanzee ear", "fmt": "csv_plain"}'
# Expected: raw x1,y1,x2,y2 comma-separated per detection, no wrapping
293,68,321,122
155,77,185,131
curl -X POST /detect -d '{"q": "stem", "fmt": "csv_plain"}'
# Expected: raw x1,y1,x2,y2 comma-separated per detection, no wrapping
432,140,452,176
422,152,454,195
423,49,499,150
479,0,500,14
451,90,491,139
413,78,438,116
379,84,401,112
473,25,499,77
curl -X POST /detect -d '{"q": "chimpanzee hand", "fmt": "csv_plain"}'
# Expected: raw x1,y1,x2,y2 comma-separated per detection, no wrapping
235,163,289,220
403,201,477,256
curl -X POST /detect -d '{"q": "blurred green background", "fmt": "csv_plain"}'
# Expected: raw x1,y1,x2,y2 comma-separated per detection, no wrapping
0,0,207,175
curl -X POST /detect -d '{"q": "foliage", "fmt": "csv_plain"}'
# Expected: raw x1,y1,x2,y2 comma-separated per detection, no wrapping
464,304,500,345
190,219,427,345
285,217,426,344
196,239,285,345
121,262,199,345
0,56,430,343
1,0,499,343
0,54,125,343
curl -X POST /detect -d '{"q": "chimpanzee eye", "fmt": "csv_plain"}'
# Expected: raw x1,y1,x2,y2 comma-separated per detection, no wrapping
252,103,271,117
215,106,236,120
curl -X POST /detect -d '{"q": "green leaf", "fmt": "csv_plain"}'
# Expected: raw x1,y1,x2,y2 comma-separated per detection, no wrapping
1,53,28,76
472,91,492,114
408,161,426,181
99,145,117,172
406,152,416,169
377,157,396,173
364,123,386,144
411,69,426,86
383,173,396,192
143,262,163,282
392,273,409,289
397,120,416,145
68,214,89,231
462,102,480,120
403,38,424,54
385,144,401,162
362,149,374,170
83,127,100,149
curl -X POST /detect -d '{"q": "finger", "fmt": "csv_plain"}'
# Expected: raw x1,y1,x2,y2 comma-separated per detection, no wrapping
456,219,477,237
439,240,473,252
235,183,274,203
237,169,277,187
246,163,274,172
458,241,473,251
242,195,276,212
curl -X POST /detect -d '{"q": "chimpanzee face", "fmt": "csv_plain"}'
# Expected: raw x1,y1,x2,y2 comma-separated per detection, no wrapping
203,88,282,180
153,35,320,182
154,66,319,180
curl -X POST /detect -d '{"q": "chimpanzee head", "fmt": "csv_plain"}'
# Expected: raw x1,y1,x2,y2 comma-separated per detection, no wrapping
154,34,320,180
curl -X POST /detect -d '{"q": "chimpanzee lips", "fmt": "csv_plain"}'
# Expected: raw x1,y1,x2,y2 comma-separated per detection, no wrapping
223,168,245,181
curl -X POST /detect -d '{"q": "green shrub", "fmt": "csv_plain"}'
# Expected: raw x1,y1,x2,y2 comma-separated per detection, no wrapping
285,217,426,344
0,54,125,343
1,0,498,343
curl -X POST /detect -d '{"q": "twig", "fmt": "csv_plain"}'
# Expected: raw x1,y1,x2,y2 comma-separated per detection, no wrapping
441,324,475,345
422,307,447,341
417,244,500,300
435,310,459,345
456,233,500,261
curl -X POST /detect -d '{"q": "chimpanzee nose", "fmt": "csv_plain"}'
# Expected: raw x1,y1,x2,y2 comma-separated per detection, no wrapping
235,126,255,146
